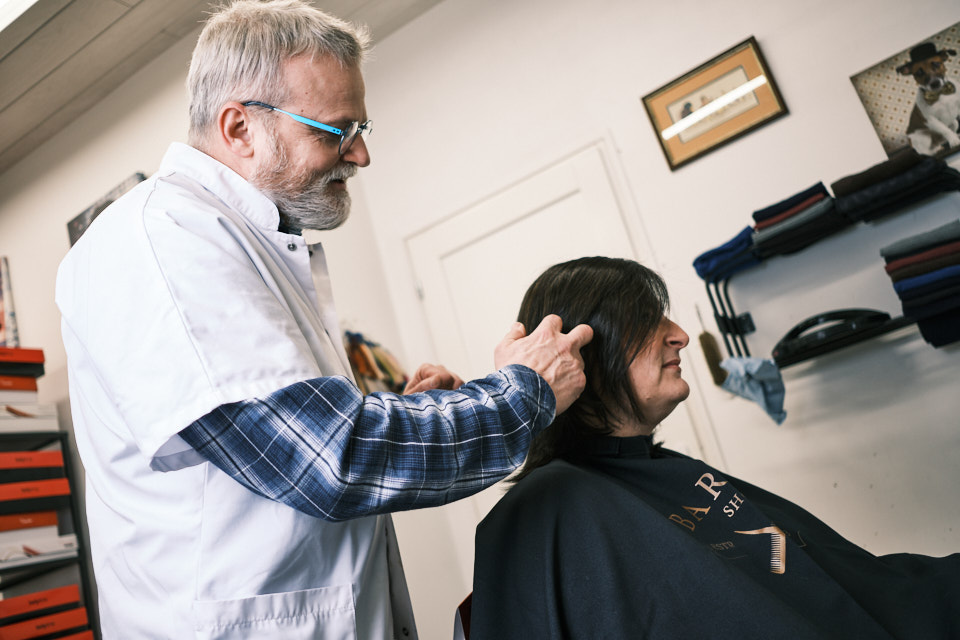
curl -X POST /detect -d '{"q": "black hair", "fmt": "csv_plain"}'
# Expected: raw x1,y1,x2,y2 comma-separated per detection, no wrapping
511,256,668,481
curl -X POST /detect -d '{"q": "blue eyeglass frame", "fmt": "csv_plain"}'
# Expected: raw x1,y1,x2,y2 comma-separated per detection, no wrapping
241,100,371,155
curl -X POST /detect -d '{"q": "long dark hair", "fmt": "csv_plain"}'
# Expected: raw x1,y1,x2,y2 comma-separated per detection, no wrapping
512,257,669,481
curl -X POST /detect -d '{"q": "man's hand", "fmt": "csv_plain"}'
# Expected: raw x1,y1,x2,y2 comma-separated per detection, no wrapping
494,315,593,414
403,363,465,394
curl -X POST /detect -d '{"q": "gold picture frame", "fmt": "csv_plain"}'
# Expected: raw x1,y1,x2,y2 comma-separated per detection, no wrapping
642,36,788,170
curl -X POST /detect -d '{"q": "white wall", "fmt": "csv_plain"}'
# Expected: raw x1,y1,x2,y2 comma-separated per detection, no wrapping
1,1,959,638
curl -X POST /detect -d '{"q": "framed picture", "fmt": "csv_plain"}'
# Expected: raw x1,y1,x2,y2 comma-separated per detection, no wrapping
642,36,788,170
67,172,146,246
850,21,960,159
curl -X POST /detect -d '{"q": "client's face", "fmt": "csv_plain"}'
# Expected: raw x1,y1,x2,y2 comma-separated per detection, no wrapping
617,316,691,436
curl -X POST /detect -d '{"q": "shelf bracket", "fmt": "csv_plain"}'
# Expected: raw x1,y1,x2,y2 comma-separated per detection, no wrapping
706,279,753,358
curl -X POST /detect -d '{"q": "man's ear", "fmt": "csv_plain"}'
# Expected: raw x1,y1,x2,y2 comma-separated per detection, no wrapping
217,102,256,159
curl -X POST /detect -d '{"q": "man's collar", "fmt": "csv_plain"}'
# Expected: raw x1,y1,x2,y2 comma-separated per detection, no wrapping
159,143,281,232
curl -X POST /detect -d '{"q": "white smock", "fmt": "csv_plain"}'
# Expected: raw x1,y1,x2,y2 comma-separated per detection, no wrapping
55,143,417,639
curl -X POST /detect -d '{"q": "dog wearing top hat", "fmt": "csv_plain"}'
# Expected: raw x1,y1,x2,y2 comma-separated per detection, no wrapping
897,42,960,155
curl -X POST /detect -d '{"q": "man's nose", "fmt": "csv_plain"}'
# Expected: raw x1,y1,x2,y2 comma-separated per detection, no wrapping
343,134,371,167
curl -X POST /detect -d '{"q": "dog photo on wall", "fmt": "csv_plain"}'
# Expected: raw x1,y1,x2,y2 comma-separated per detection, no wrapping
851,21,960,158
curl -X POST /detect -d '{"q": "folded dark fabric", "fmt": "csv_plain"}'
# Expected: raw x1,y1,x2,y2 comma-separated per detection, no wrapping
754,224,851,256
754,193,828,230
881,219,960,261
705,252,764,283
894,264,960,294
751,198,837,244
917,307,960,347
888,252,960,282
752,182,829,223
884,239,960,270
893,262,960,295
902,292,960,319
848,174,960,223
896,282,960,307
833,155,940,209
830,146,924,197
693,226,761,282
754,194,831,231
752,211,853,259
834,160,960,222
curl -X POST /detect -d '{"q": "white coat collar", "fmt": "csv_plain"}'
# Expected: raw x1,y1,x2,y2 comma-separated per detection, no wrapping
158,142,281,232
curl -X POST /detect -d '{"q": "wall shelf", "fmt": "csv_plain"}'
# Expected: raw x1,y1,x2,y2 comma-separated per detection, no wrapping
703,185,960,368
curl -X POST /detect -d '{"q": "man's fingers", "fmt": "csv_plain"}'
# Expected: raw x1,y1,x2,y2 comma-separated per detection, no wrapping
493,314,592,412
530,314,563,336
402,363,465,394
502,322,527,343
402,378,424,394
404,375,439,394
566,323,594,348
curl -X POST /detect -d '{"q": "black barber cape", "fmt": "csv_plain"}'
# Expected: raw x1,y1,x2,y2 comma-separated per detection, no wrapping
472,434,959,639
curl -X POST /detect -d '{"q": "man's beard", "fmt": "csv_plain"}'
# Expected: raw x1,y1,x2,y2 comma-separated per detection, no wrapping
251,134,357,234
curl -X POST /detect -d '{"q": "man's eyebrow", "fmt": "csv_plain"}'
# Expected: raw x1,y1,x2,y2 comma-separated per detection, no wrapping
315,115,361,130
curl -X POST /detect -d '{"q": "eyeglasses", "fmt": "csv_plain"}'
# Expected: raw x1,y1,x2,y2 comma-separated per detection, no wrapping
242,101,372,155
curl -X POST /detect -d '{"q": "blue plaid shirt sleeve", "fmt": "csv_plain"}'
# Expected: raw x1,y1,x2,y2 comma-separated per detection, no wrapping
178,364,555,522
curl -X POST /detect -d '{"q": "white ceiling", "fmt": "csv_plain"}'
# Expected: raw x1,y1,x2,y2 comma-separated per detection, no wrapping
0,0,441,177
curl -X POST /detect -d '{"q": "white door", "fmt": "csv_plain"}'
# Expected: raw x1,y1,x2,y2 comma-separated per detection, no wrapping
408,144,638,380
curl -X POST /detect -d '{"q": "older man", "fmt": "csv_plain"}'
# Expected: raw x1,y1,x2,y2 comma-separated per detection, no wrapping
55,1,591,638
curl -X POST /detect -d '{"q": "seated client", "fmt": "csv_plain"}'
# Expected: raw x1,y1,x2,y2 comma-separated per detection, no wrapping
471,256,958,640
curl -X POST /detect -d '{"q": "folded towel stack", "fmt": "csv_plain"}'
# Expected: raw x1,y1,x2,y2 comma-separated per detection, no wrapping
880,219,960,347
693,226,762,283
833,147,960,222
751,182,851,258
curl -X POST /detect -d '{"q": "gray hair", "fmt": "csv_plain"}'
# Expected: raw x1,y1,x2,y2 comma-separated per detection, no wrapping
187,0,370,147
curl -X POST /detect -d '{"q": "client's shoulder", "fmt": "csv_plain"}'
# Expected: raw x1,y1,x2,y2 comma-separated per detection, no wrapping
513,459,598,495
482,460,609,526
525,457,593,480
